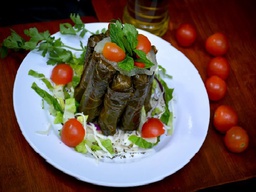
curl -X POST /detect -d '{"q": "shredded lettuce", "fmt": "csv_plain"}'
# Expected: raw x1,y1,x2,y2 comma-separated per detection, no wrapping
31,82,63,113
63,98,76,123
128,135,159,149
75,140,87,154
148,65,174,136
73,123,115,159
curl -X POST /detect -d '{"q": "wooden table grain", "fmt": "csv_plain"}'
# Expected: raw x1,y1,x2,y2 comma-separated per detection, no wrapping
1,0,256,191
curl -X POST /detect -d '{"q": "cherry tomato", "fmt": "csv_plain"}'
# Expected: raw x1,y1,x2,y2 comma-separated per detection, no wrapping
175,23,197,47
224,126,249,153
136,34,151,54
61,118,85,147
141,118,165,138
205,75,227,101
102,42,126,62
50,63,73,85
205,32,229,56
213,105,238,133
207,56,230,80
134,61,145,68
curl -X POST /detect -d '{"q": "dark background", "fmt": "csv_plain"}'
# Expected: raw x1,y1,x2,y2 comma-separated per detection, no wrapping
0,0,96,27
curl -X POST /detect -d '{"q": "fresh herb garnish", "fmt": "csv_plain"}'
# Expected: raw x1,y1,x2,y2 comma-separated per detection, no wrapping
109,20,155,71
60,13,94,37
0,14,88,66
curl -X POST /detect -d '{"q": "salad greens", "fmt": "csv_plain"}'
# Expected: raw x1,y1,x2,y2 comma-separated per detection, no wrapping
1,14,175,159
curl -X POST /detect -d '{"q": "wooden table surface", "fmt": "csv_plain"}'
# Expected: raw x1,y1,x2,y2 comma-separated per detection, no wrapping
1,0,256,191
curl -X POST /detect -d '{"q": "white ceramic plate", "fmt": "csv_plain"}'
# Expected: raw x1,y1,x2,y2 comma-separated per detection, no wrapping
13,23,210,187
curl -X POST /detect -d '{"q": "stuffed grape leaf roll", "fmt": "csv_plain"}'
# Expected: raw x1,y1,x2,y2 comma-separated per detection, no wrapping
74,33,107,102
120,74,154,131
98,73,133,136
78,52,116,122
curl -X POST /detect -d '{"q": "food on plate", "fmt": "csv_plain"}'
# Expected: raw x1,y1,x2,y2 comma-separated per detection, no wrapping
224,126,249,153
6,16,174,160
98,73,133,135
102,42,126,62
74,26,159,136
61,118,85,147
205,32,229,56
141,117,165,138
136,34,152,53
121,74,154,132
72,20,174,159
51,63,74,85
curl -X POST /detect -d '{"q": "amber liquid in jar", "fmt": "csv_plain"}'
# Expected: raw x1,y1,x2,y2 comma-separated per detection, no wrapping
123,0,170,36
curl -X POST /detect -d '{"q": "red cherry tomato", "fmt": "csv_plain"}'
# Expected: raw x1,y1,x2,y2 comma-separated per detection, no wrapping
136,34,151,54
175,23,197,47
224,126,249,153
213,105,238,133
50,63,73,85
141,118,165,138
207,56,230,80
134,61,145,68
102,42,126,62
205,32,229,56
205,75,227,101
61,118,85,147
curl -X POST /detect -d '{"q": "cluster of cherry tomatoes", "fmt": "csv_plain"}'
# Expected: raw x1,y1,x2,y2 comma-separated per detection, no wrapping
174,23,249,153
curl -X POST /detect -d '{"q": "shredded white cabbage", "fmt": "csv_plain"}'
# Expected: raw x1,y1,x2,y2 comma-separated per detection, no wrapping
74,113,155,161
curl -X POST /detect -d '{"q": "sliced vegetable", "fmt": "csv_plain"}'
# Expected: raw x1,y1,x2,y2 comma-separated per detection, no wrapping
51,63,73,85
154,69,174,131
61,118,85,147
136,34,152,54
102,42,126,62
141,118,165,138
128,135,159,149
31,82,63,113
63,98,77,123
134,61,145,68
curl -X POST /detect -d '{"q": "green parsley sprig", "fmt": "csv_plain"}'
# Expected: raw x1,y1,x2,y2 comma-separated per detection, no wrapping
59,13,94,37
0,14,89,66
109,20,155,72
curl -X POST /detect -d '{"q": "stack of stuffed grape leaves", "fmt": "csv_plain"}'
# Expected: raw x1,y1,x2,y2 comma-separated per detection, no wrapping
74,21,159,136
